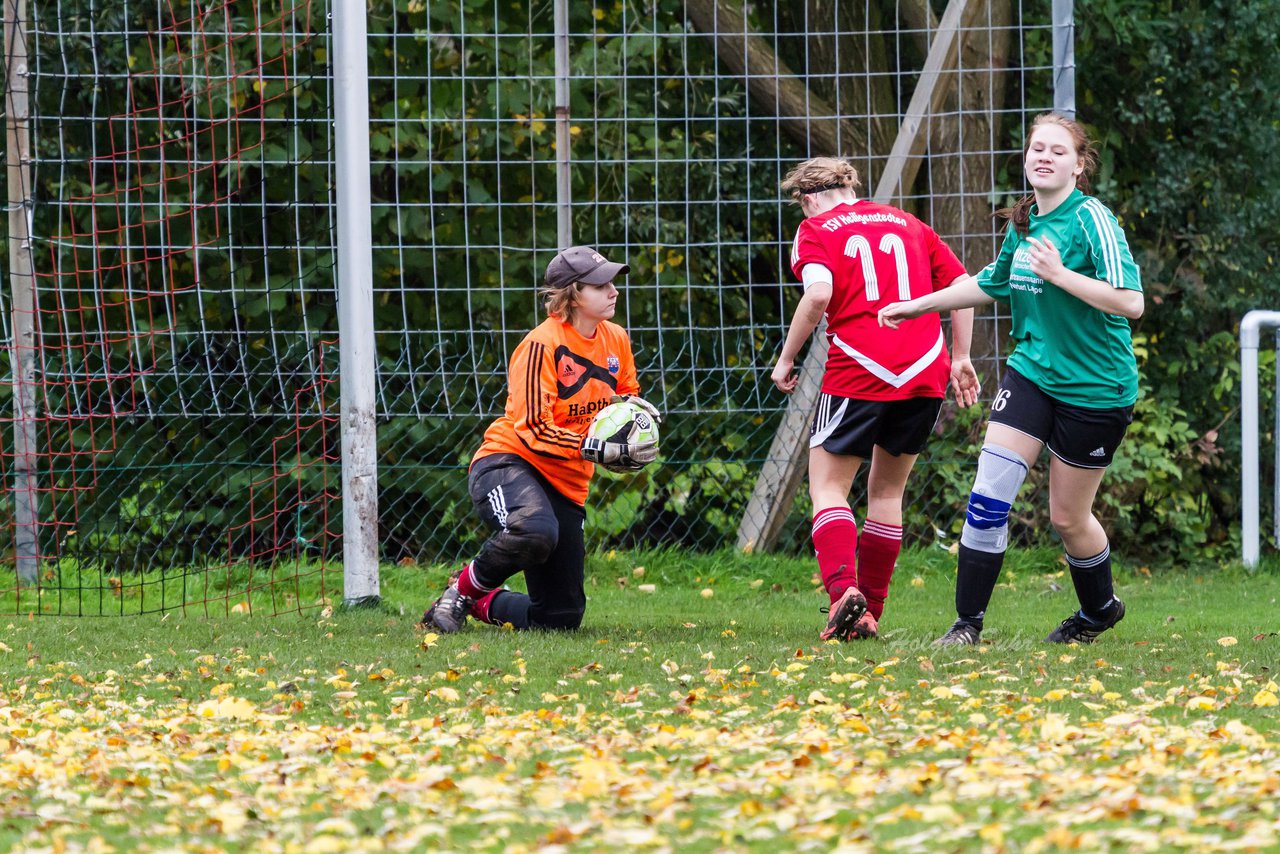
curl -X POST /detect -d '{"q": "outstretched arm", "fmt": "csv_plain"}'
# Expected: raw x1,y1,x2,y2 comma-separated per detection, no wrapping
878,276,994,328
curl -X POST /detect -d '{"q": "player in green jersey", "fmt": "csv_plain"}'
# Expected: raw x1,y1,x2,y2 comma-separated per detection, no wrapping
878,112,1144,645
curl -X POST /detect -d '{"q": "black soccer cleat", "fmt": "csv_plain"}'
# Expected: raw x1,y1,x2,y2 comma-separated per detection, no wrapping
421,568,473,633
848,610,879,640
819,585,868,641
933,619,983,647
1045,598,1125,644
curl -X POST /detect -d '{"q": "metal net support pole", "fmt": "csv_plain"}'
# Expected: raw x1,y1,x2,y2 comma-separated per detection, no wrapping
553,0,571,249
1052,0,1075,117
1240,310,1280,567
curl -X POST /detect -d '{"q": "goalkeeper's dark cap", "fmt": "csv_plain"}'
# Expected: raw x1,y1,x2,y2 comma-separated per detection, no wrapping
545,246,630,290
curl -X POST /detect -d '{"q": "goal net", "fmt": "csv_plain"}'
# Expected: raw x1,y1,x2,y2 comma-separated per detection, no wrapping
3,0,339,614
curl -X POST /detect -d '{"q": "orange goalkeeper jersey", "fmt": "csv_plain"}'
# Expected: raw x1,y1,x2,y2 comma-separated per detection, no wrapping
473,316,640,505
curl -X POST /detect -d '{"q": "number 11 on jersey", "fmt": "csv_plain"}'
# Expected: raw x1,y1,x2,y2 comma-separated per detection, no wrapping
844,234,911,302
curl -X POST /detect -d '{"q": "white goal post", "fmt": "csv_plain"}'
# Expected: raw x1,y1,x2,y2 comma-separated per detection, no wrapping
334,0,380,606
1240,309,1280,567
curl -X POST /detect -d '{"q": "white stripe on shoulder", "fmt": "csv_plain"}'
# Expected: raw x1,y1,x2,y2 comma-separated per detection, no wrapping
801,262,834,291
1080,199,1123,289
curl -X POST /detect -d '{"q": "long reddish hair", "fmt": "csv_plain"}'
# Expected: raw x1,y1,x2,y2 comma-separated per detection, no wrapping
997,112,1099,236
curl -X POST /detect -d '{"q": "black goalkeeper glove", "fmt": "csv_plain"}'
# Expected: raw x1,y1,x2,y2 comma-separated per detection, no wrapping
580,434,658,472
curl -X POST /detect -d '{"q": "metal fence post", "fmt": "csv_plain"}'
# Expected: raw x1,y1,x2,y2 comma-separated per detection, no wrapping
553,0,572,249
1051,0,1075,117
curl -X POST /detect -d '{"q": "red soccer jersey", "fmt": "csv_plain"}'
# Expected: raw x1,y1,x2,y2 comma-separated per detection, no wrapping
790,200,967,400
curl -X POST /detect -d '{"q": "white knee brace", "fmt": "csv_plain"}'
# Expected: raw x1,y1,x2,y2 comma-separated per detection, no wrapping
959,444,1030,554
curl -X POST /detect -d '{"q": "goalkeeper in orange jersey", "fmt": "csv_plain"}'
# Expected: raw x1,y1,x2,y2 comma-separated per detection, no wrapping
422,246,660,632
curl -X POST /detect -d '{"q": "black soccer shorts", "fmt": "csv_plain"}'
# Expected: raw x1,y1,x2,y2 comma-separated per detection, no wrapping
809,392,943,458
987,367,1133,468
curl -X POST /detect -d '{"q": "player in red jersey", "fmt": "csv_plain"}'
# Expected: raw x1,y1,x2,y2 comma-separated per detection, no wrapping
771,157,980,641
422,246,660,633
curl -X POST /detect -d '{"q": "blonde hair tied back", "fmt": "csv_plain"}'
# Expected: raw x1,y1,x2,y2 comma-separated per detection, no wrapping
780,157,862,205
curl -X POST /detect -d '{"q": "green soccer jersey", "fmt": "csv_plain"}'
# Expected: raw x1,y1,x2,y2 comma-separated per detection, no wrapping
976,188,1142,408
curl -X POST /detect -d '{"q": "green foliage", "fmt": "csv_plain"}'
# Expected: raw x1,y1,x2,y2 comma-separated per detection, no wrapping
350,3,802,560
1076,0,1280,556
1098,382,1207,552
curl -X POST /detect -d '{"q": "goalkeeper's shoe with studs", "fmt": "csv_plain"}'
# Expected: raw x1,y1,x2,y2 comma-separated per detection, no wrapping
1045,598,1125,644
933,619,982,647
848,610,879,640
421,569,473,633
819,585,868,641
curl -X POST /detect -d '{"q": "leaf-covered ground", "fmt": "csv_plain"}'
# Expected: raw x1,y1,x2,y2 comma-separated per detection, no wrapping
1,552,1278,852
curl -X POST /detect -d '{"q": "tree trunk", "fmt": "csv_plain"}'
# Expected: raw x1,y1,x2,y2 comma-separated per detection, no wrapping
683,0,856,156
779,0,899,177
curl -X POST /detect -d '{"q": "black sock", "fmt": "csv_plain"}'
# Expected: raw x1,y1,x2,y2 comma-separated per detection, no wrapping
1067,545,1115,620
485,590,531,629
955,544,1005,628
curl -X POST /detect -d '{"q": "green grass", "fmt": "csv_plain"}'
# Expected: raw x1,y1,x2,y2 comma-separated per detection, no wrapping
1,550,1279,852
0,557,338,617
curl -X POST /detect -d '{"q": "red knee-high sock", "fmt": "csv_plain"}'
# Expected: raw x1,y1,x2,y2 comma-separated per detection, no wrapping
812,506,858,603
455,561,496,599
471,588,504,624
858,520,902,620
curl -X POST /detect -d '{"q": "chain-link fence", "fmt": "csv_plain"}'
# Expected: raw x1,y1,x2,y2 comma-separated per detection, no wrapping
366,1,1057,563
2,0,1061,613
